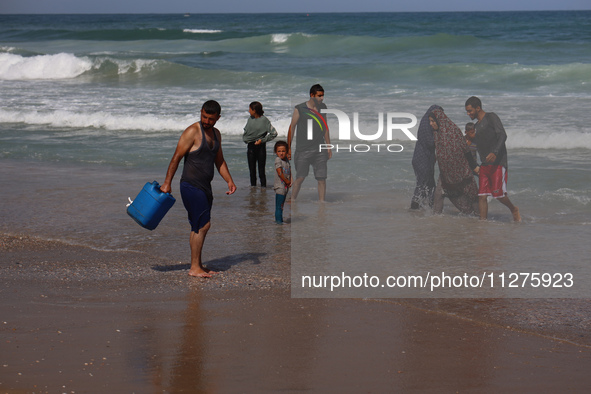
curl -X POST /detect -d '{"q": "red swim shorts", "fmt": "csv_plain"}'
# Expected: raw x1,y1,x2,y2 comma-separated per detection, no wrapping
478,165,507,199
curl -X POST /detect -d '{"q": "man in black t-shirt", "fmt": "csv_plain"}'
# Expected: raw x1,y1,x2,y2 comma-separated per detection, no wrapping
465,96,521,222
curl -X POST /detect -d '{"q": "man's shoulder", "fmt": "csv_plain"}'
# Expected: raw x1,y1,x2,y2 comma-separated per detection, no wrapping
295,102,327,113
484,112,505,130
484,112,501,121
183,121,201,137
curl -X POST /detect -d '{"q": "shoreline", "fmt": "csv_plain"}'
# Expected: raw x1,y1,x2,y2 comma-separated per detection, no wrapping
2,233,590,392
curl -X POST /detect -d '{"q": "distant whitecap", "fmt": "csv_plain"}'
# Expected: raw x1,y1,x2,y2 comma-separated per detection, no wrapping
183,29,222,34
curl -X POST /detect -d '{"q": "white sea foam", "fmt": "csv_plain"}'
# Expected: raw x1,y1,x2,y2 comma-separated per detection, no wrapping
270,33,313,44
0,53,93,80
108,58,159,74
2,105,589,149
0,109,189,132
183,29,223,34
0,52,165,81
0,53,92,80
540,189,591,205
508,129,591,150
271,34,290,44
0,107,291,136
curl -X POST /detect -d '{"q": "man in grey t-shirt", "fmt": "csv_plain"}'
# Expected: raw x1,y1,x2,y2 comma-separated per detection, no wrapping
287,84,332,201
465,96,521,221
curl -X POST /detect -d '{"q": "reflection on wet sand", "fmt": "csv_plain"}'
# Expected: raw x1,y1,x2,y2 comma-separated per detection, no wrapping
167,286,207,393
126,290,591,392
1,276,590,392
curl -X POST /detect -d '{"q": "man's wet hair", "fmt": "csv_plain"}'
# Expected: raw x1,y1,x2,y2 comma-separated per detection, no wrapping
310,84,324,96
465,96,482,109
202,100,222,115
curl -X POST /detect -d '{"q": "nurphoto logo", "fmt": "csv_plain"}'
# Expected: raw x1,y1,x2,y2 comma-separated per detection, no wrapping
313,109,418,153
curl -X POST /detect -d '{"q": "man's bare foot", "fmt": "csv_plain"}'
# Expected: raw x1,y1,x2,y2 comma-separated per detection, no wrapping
512,206,521,222
188,267,212,278
188,271,212,278
188,266,220,277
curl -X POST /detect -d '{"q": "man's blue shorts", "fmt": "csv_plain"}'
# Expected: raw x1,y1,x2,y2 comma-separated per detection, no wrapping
180,182,211,232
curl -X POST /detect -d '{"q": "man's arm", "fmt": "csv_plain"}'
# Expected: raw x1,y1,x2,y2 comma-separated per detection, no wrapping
214,129,237,195
486,113,507,163
160,123,198,194
287,107,299,160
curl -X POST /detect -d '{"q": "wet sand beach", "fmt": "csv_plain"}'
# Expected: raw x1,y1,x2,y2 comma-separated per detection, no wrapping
2,234,591,393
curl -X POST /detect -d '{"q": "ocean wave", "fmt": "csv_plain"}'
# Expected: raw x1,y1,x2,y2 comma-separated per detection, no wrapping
209,32,589,68
209,32,547,59
4,33,589,89
509,129,591,150
183,29,223,34
0,53,93,80
0,108,189,132
271,34,290,44
3,106,590,151
0,52,165,81
4,27,222,41
539,189,591,205
14,48,580,96
324,62,591,94
0,108,291,136
131,32,478,57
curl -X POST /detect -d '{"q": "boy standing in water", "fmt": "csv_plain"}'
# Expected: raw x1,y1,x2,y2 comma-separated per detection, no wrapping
273,141,291,224
465,96,521,221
